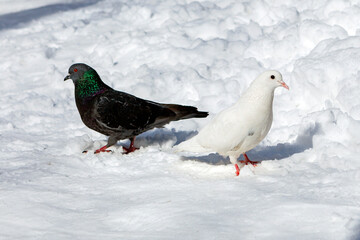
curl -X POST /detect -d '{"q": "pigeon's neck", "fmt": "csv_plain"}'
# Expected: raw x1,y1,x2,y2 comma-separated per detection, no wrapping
75,69,109,99
238,85,275,108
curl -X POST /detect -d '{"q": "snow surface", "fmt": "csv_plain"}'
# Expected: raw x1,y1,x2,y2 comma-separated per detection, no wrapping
1,0,360,239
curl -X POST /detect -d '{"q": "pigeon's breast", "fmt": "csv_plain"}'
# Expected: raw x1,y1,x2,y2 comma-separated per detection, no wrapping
75,96,109,135
228,103,273,154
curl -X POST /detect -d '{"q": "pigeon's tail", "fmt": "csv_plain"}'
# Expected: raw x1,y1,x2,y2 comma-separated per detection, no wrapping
163,104,208,121
174,136,210,153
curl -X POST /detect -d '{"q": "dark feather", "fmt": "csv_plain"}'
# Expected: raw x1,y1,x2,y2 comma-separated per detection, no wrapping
66,63,208,150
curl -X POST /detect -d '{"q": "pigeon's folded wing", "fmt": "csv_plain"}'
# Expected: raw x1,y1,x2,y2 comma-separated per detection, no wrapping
94,91,175,130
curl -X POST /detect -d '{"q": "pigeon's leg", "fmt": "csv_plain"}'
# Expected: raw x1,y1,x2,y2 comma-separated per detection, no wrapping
94,145,112,154
94,136,117,154
229,155,240,176
240,153,259,166
234,164,240,176
123,137,139,154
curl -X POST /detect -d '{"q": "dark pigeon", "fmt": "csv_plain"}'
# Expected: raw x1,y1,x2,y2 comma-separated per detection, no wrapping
64,63,208,154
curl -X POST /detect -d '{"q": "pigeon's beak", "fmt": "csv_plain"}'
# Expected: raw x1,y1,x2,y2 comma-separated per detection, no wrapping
278,80,289,90
64,74,71,81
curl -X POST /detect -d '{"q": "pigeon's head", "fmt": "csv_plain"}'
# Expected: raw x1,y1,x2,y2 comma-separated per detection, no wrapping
64,63,93,83
255,70,289,90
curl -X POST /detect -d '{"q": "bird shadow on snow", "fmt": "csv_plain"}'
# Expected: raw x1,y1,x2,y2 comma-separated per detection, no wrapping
133,128,199,150
0,0,101,31
175,123,320,165
124,123,319,166
350,222,360,240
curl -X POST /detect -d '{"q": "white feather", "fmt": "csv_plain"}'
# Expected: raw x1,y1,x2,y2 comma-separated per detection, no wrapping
175,70,288,164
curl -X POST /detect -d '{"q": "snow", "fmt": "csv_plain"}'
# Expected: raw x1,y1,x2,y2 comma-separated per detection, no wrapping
1,0,360,239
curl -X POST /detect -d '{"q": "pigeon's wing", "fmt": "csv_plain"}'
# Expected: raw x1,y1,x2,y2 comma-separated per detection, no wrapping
94,91,176,131
196,106,249,151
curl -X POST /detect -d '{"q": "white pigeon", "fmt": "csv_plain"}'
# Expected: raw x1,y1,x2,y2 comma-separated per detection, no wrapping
175,70,289,176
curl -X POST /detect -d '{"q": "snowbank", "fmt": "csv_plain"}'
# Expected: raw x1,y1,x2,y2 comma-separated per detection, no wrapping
0,0,360,239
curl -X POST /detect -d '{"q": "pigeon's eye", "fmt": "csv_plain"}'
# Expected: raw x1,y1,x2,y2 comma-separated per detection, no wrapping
74,68,78,72
270,75,275,79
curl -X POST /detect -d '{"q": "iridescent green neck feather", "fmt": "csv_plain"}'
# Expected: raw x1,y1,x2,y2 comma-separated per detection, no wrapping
75,69,106,98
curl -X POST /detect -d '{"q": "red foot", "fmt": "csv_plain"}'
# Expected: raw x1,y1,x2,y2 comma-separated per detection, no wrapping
122,137,139,154
123,146,139,154
235,164,240,176
239,153,259,166
94,145,112,154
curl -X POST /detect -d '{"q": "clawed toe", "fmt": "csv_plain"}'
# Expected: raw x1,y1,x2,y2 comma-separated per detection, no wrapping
94,149,112,154
122,146,139,154
94,146,112,154
122,137,139,154
239,160,259,166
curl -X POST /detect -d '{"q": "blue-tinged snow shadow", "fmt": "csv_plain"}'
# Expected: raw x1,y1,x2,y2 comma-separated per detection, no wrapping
135,129,230,165
176,123,320,165
0,0,101,31
351,222,360,240
247,123,319,161
135,128,198,148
